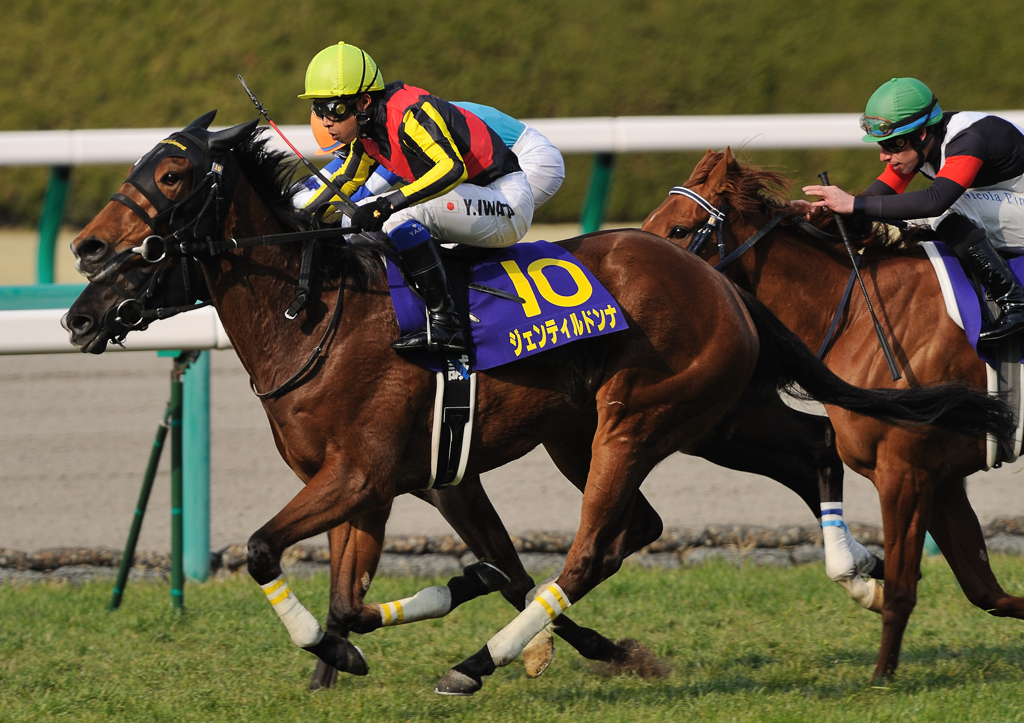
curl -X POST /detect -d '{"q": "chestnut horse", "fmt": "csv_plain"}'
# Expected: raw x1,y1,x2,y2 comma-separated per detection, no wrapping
643,148,1024,682
68,116,1010,695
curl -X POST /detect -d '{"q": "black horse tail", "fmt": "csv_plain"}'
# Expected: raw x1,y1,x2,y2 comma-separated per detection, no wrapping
741,289,1016,440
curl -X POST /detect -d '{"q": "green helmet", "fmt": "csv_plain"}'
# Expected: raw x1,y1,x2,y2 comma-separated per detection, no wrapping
298,42,385,100
860,77,942,143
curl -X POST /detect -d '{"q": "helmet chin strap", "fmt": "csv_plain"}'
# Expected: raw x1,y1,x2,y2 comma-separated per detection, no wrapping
909,129,936,174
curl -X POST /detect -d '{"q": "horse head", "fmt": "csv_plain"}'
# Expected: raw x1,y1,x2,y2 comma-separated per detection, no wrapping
71,110,258,289
641,148,744,251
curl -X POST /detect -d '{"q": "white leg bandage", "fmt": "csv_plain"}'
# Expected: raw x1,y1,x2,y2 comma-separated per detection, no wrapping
378,586,453,627
821,502,883,611
261,576,324,648
821,502,875,580
486,584,570,667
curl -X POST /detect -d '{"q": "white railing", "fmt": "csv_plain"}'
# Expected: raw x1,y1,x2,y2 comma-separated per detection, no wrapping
0,307,231,355
6,111,1024,165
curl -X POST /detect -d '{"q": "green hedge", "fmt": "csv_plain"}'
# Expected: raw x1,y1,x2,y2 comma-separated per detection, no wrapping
4,0,1024,226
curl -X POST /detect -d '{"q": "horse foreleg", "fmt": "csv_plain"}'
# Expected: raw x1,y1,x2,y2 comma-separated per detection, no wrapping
247,459,388,677
309,505,394,690
929,476,1024,618
873,464,932,683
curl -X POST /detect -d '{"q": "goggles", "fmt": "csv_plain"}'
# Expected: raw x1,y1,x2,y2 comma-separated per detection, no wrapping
877,135,911,154
859,97,942,139
311,97,355,122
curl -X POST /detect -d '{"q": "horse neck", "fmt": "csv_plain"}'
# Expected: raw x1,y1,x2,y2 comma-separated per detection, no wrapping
199,178,335,390
727,213,856,351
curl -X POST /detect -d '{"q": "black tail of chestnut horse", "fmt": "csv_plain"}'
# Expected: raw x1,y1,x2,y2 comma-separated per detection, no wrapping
741,290,1016,440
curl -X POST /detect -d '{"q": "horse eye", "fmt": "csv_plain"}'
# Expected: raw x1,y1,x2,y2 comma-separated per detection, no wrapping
160,172,182,185
668,226,690,239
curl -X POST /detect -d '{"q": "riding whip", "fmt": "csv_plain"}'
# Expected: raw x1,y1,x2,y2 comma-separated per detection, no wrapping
818,172,902,381
237,75,362,218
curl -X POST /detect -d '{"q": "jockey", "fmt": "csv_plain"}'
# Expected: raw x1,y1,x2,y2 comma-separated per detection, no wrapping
804,77,1024,341
299,42,559,355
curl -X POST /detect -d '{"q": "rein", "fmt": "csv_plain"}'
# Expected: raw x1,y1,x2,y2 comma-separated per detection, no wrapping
669,185,859,359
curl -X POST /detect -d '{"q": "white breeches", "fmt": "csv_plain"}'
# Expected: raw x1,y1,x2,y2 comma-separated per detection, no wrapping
383,171,534,249
512,126,565,210
917,177,1024,250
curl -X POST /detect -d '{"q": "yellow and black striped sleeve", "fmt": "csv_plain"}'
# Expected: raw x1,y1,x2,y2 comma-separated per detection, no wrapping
302,140,378,214
389,101,468,208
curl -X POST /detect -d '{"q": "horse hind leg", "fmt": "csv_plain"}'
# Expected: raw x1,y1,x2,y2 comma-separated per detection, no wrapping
873,464,933,682
435,431,663,696
929,477,1024,618
539,438,665,669
418,478,558,678
693,391,882,609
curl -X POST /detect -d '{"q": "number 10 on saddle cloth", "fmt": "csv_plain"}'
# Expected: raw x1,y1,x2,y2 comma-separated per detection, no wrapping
385,240,628,373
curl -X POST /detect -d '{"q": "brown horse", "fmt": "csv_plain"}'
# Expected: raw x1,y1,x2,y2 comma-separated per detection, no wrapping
643,147,1024,682
68,116,1011,695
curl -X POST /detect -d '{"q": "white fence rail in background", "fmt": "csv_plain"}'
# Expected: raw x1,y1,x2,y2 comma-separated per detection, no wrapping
0,307,231,354
4,111,1024,165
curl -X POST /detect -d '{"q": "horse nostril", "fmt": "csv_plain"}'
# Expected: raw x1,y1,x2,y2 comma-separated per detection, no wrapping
77,238,108,263
63,312,95,335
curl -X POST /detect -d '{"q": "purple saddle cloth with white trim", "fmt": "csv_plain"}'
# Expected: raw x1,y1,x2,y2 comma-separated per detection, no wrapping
922,240,1024,365
385,240,628,372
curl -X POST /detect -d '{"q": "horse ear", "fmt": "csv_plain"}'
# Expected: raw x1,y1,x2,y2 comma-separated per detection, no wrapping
706,149,732,189
208,119,259,154
185,110,218,131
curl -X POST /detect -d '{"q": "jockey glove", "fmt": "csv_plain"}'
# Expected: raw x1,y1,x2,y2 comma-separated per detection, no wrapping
351,197,395,232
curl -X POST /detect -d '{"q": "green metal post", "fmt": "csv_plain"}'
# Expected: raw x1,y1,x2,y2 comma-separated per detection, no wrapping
37,165,71,284
110,402,172,611
183,351,211,582
170,357,187,611
579,153,615,234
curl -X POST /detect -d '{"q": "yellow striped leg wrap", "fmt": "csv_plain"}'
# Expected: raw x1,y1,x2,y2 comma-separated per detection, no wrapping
378,586,452,627
260,575,324,648
486,583,570,667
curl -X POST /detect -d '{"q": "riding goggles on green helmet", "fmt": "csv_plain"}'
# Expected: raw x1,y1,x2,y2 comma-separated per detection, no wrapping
859,97,942,139
311,97,356,122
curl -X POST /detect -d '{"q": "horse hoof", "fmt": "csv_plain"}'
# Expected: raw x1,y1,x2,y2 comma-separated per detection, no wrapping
309,660,338,691
305,632,369,676
463,561,509,593
868,580,885,614
522,624,555,678
434,668,481,696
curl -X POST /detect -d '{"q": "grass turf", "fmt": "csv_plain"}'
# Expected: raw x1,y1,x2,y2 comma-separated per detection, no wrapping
2,558,1024,722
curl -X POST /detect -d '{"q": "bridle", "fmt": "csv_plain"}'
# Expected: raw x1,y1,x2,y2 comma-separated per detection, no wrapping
666,184,857,359
668,185,783,270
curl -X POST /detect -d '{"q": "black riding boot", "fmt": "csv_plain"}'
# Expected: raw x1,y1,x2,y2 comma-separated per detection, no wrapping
391,241,467,355
940,215,1024,342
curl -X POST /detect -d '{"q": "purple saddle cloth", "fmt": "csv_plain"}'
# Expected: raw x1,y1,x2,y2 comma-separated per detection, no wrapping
927,240,1024,365
385,240,628,372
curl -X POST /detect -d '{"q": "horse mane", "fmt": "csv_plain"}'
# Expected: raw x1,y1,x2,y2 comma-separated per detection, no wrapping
231,128,383,290
691,151,900,248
